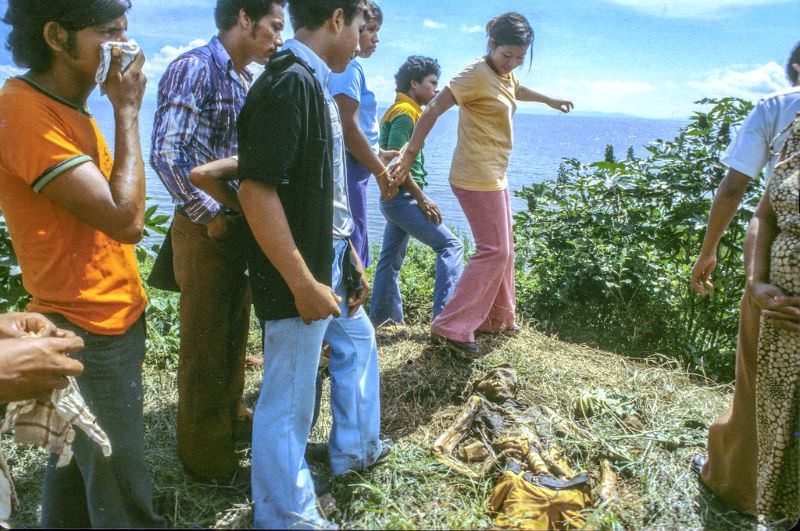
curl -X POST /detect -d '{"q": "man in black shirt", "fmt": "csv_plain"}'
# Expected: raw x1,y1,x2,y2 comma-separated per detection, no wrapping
237,0,389,528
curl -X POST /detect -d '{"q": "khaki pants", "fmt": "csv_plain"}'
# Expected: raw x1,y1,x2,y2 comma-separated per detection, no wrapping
172,213,251,480
702,291,759,514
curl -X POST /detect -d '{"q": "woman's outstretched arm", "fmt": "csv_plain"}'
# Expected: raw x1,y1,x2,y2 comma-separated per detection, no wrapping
517,86,574,113
389,88,456,182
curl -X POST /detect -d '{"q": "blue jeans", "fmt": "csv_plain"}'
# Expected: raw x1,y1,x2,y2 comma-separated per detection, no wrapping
252,240,383,529
370,191,464,325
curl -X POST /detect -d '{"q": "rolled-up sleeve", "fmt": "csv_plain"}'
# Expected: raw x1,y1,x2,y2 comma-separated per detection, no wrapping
150,57,221,224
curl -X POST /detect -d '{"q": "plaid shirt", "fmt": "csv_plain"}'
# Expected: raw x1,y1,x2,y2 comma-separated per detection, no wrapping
150,36,252,224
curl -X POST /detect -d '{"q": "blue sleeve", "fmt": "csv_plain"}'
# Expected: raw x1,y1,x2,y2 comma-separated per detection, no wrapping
329,61,362,103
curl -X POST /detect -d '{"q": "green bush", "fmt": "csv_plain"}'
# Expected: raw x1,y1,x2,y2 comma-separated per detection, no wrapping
0,214,28,312
514,98,759,381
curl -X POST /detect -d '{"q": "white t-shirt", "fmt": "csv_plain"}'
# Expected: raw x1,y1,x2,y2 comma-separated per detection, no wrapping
722,86,800,180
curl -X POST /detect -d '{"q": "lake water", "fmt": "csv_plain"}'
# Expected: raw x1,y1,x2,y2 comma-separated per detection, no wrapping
91,101,683,245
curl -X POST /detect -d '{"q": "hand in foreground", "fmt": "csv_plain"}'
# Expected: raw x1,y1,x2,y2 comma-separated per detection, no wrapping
388,152,414,187
691,252,717,297
379,149,400,166
348,272,370,315
417,195,443,225
548,98,574,114
749,282,800,332
0,312,75,340
105,48,147,114
0,336,85,402
207,213,232,240
347,244,370,314
294,281,342,325
375,171,399,201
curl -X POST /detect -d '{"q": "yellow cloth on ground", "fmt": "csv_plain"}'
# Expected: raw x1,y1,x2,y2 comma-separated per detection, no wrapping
488,471,591,530
448,58,520,192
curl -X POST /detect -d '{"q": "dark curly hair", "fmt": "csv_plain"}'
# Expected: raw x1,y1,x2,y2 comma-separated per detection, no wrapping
395,55,440,93
788,41,800,85
3,0,131,73
486,12,534,66
288,0,366,31
215,0,286,31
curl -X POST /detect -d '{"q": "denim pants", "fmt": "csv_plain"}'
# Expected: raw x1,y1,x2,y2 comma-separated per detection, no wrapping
252,240,383,529
346,152,372,268
370,190,464,325
40,314,165,528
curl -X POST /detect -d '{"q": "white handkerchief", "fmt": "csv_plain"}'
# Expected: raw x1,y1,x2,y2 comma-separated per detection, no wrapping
95,40,140,94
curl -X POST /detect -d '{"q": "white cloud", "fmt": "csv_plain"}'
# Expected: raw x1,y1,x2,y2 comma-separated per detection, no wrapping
423,19,447,30
603,0,793,18
688,62,789,99
143,39,208,81
0,65,25,81
461,24,483,33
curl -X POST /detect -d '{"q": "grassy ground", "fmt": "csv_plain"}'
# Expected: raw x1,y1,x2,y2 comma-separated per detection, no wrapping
4,321,758,529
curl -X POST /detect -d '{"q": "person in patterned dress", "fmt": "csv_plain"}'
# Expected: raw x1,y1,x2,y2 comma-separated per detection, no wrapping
748,113,800,526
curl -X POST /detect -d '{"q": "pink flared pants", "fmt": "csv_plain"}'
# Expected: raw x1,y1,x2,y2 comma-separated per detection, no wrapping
431,186,516,343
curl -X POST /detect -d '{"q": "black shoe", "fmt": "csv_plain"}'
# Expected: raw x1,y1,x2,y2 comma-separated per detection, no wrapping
691,453,707,479
431,334,482,360
306,441,329,464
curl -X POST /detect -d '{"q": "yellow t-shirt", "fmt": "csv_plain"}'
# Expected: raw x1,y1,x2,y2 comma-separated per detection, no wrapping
448,58,520,192
0,78,146,335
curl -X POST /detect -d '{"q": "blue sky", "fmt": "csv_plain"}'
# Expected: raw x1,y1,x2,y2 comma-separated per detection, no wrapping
0,0,798,119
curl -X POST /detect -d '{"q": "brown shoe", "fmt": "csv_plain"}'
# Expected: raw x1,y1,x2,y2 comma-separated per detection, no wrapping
431,334,482,360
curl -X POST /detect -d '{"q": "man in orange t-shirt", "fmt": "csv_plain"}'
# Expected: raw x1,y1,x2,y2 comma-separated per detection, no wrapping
0,1,164,527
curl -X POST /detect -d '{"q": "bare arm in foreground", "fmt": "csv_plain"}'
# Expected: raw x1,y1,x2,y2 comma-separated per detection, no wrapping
238,180,341,324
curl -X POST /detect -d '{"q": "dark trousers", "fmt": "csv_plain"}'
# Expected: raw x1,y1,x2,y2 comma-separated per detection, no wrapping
172,213,251,480
40,315,165,528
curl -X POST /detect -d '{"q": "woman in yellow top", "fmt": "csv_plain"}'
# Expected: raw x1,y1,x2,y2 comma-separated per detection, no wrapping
391,12,573,356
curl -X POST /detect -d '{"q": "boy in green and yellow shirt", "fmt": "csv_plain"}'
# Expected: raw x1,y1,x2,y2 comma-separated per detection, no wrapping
369,56,464,326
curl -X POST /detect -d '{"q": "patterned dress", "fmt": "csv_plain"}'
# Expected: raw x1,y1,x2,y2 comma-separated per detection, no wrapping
755,116,800,522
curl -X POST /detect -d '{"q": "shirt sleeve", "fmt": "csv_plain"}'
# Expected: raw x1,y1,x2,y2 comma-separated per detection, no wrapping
385,114,414,151
238,93,302,188
448,61,484,106
329,61,362,103
0,101,94,193
149,56,221,224
721,100,770,179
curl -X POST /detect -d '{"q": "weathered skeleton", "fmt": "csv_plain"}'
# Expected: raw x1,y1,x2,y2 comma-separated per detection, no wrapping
433,365,578,480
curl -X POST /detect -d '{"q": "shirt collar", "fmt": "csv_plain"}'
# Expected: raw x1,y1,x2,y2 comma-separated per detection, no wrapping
394,92,423,116
283,39,332,89
209,36,253,86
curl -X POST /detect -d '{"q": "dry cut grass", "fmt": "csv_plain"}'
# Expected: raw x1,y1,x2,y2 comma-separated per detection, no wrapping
3,322,757,529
